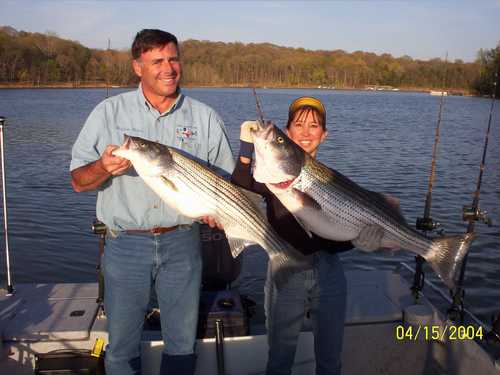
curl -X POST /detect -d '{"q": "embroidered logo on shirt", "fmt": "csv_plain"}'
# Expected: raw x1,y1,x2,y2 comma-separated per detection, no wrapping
176,126,198,142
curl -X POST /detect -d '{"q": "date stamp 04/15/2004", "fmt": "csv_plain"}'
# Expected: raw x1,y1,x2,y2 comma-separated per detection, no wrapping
395,324,484,342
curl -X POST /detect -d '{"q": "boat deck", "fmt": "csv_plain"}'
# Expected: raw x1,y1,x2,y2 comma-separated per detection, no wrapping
1,270,499,374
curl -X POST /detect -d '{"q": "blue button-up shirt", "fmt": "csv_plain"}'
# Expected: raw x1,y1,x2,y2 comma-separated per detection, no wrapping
70,86,235,231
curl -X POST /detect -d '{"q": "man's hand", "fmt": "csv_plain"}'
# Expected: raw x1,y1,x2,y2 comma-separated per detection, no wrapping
200,216,224,230
71,145,132,192
240,121,259,144
101,145,131,176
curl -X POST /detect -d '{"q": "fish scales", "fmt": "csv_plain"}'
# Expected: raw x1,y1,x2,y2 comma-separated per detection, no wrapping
170,150,285,252
300,157,433,254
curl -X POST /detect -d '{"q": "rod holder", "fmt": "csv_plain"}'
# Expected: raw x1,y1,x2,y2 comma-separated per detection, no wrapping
215,319,226,375
447,287,465,323
487,313,500,345
92,219,106,310
411,256,426,300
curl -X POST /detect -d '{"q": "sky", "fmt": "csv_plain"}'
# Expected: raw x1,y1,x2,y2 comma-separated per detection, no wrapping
1,0,499,62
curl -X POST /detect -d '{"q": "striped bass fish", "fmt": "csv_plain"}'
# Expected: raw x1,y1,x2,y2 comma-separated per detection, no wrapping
251,121,474,289
113,135,309,285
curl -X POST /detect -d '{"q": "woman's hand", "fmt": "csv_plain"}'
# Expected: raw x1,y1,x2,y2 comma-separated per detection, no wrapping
240,121,259,143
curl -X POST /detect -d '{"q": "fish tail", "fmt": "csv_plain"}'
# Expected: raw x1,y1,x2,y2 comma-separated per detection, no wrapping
268,248,311,288
425,233,475,289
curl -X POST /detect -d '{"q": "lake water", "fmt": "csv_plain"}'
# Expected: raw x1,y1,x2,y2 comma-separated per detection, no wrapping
0,87,498,324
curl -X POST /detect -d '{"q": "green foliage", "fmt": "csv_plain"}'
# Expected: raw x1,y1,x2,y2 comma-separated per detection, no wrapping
0,26,487,92
472,43,500,96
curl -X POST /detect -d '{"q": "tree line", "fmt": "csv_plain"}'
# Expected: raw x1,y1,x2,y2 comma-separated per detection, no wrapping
0,26,498,95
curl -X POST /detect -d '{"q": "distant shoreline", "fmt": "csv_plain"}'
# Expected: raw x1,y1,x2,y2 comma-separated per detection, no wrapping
0,82,473,96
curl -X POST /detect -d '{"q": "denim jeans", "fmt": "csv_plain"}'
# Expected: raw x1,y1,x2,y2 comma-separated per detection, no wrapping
103,224,202,375
265,252,346,375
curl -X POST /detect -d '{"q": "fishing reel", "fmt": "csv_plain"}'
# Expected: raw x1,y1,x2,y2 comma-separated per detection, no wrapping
462,206,493,227
416,217,441,232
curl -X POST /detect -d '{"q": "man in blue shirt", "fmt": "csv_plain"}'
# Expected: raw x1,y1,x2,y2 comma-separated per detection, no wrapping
71,29,234,375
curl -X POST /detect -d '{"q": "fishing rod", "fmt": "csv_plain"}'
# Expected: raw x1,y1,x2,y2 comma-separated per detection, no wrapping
252,87,267,125
0,116,14,295
447,73,497,322
413,55,448,300
106,38,110,99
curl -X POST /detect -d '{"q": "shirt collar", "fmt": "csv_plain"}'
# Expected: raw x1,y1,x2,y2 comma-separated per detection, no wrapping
136,84,183,116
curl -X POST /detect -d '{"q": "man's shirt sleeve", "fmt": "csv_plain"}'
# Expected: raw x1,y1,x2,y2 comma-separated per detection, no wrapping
70,102,107,172
208,110,235,175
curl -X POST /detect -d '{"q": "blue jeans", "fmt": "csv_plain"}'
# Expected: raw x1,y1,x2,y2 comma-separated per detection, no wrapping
103,224,202,375
265,252,346,375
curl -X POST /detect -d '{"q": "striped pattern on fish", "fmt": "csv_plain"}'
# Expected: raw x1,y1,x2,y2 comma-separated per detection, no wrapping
253,121,474,289
168,148,298,257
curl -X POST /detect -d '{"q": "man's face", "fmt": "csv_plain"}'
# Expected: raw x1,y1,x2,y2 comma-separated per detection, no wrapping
132,43,181,101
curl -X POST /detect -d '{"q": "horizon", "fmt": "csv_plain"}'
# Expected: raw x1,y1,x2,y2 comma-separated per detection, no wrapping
1,1,500,63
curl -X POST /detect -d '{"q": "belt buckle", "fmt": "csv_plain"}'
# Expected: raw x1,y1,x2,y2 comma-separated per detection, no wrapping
151,227,164,235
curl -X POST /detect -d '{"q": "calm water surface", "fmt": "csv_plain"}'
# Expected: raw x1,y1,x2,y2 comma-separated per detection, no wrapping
0,88,498,323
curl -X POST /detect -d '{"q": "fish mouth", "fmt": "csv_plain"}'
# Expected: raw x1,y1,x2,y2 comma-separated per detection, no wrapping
112,134,133,157
269,179,295,189
121,134,132,149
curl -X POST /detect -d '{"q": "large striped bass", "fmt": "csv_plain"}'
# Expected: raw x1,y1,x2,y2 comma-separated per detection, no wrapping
251,121,474,289
113,135,309,285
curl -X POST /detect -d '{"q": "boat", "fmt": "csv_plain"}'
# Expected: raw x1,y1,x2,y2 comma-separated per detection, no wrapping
430,91,448,96
2,264,500,374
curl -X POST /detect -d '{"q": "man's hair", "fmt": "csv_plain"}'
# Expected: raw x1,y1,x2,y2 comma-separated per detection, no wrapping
131,29,179,60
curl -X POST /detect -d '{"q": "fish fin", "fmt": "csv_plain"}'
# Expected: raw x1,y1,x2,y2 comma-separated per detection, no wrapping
354,224,386,252
424,232,475,289
268,248,312,289
160,176,178,192
227,236,256,258
371,192,407,225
